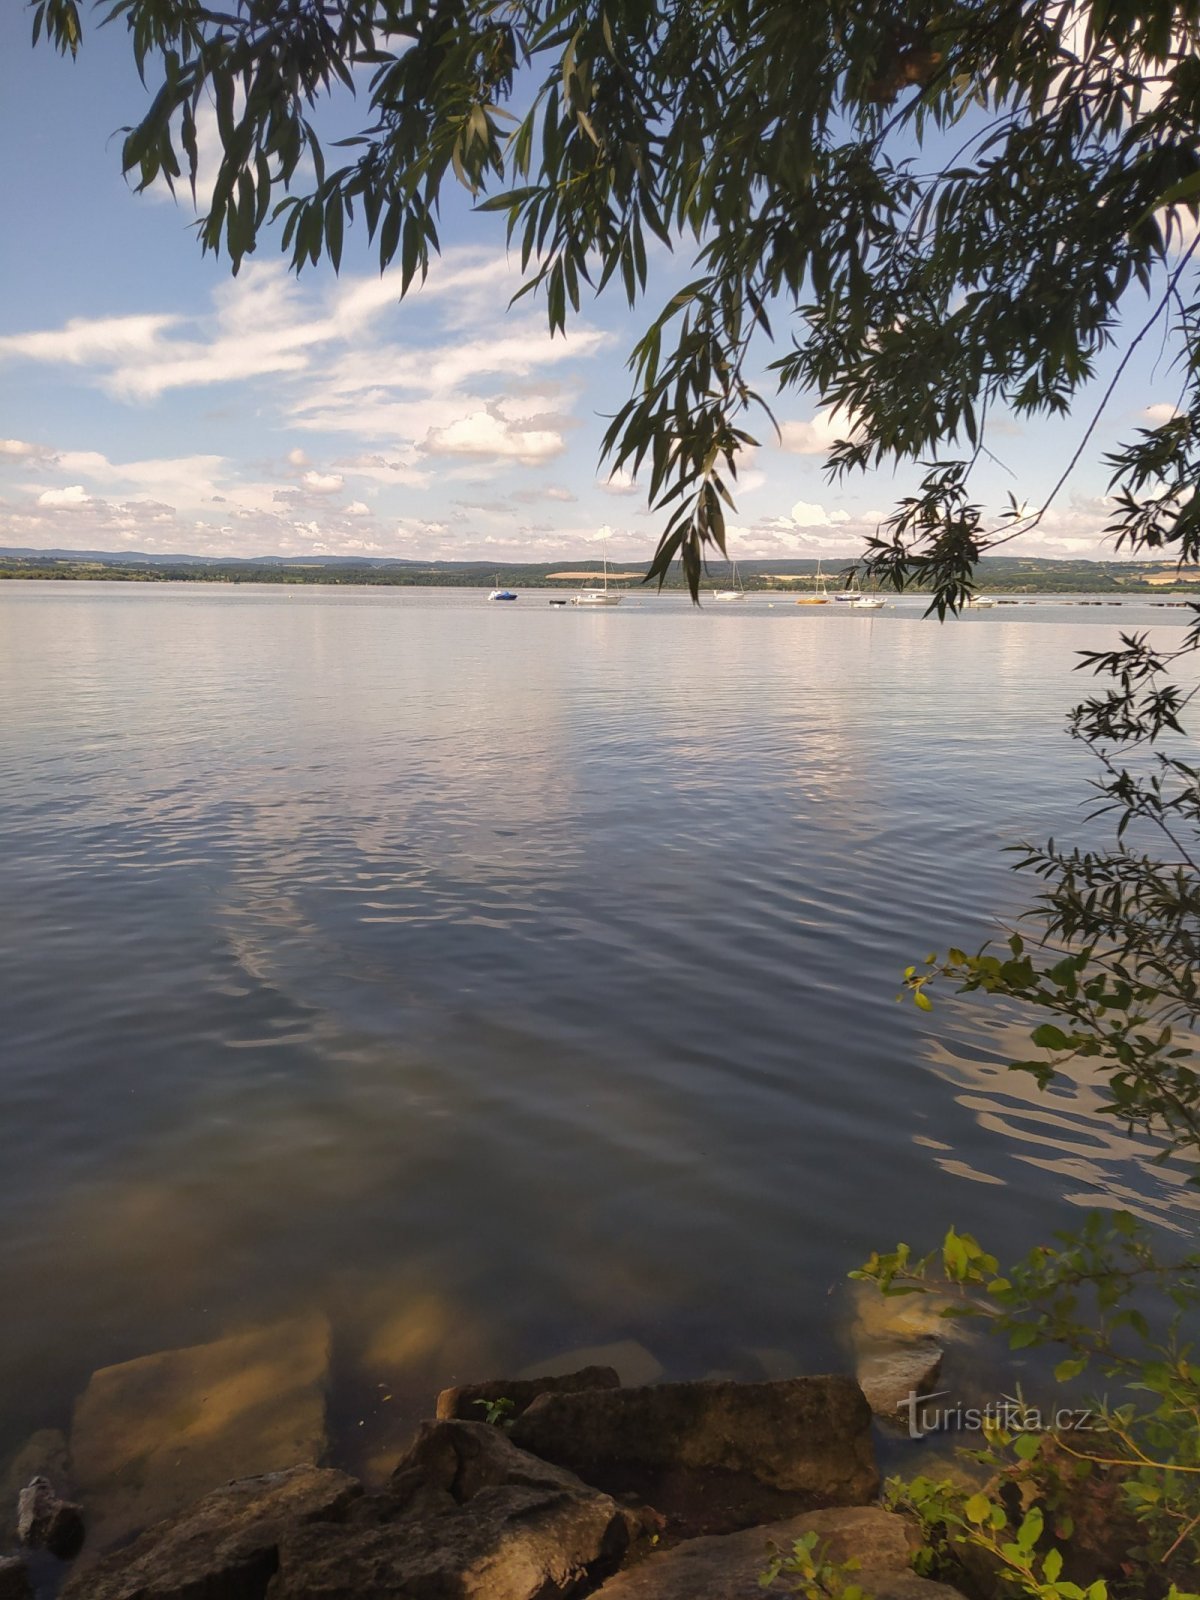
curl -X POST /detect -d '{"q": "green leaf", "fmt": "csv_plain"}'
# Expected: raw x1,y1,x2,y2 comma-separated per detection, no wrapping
1054,1356,1087,1381
964,1492,992,1525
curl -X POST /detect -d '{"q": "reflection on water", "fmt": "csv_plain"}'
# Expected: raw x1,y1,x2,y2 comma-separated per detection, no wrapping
0,583,1192,1471
921,1011,1200,1230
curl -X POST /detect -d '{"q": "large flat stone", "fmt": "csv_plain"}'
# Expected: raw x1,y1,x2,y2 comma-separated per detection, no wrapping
591,1507,964,1599
60,1465,360,1600
71,1312,331,1552
508,1376,878,1537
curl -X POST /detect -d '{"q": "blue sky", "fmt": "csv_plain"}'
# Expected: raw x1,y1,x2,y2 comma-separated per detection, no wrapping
0,6,1185,564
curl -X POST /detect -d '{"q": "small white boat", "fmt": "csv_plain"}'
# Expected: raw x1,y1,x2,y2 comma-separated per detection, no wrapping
713,559,747,600
967,595,996,609
572,540,623,605
850,594,885,609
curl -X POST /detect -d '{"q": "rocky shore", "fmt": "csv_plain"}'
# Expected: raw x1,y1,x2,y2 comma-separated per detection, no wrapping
0,1302,970,1600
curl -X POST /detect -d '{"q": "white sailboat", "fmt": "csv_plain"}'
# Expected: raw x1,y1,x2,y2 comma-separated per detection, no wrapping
573,540,623,605
714,559,747,601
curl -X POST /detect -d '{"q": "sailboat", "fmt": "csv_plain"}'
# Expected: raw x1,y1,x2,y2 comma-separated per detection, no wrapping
796,558,830,605
572,540,623,605
487,573,518,601
713,559,747,601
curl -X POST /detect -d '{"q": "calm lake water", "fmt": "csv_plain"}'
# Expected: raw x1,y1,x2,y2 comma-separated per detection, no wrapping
1,582,1195,1474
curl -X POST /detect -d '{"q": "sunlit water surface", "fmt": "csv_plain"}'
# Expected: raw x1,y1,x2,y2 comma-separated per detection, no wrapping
1,583,1195,1473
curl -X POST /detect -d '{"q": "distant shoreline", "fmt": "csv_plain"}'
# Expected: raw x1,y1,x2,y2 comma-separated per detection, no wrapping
2,552,1198,597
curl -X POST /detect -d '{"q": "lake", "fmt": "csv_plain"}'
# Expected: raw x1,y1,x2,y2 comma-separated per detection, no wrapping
1,581,1195,1477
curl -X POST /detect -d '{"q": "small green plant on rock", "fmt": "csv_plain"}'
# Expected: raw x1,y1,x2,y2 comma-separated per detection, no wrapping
472,1396,516,1428
759,1529,870,1598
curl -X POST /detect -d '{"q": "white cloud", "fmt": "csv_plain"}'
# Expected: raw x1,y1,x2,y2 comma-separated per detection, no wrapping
790,499,833,526
346,501,371,517
37,484,91,508
0,315,180,370
600,467,640,495
301,470,345,494
778,407,859,456
0,439,48,459
420,411,565,465
1144,402,1181,424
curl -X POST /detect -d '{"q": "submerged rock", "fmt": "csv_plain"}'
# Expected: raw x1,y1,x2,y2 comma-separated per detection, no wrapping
508,1375,878,1537
59,1465,360,1600
71,1311,331,1553
0,1557,31,1600
436,1365,621,1422
268,1420,639,1600
590,1505,965,1599
856,1337,944,1429
16,1476,85,1560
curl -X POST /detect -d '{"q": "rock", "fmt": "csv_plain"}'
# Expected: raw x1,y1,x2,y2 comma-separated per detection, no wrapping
0,1558,31,1600
436,1366,621,1423
589,1506,965,1599
269,1493,633,1600
268,1420,639,1600
71,1311,331,1552
856,1336,944,1428
0,1430,72,1507
16,1475,85,1560
508,1376,878,1537
387,1419,605,1516
516,1341,664,1388
59,1464,360,1600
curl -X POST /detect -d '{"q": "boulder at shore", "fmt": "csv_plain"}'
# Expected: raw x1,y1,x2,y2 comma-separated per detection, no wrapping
268,1420,640,1600
59,1465,360,1600
508,1376,878,1536
71,1311,331,1553
589,1505,965,1599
